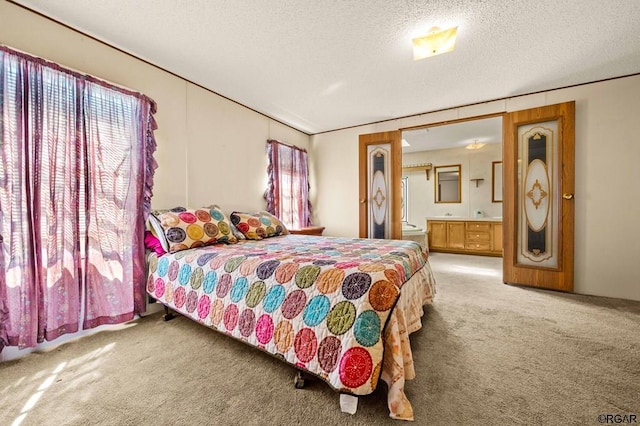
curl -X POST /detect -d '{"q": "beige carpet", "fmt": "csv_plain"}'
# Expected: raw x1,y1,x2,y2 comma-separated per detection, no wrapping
1,253,639,425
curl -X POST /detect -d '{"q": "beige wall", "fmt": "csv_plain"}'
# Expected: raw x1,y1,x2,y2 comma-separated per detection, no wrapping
0,1,310,216
312,76,640,302
403,143,503,226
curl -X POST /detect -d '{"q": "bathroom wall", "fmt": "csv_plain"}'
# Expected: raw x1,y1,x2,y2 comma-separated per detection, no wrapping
402,143,502,228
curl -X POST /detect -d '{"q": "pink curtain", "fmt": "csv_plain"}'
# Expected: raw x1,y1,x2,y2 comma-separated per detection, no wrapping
0,232,7,353
0,46,157,351
264,139,312,229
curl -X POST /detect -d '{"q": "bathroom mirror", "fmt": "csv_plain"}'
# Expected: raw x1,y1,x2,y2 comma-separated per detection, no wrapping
435,164,461,203
492,161,503,202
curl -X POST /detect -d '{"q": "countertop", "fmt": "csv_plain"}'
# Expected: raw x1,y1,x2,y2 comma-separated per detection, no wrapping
426,217,502,222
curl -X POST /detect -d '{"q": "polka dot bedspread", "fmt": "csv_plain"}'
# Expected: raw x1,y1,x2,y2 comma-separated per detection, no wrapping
147,234,434,419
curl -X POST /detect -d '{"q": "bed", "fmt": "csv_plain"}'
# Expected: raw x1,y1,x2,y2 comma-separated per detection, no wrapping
145,207,436,421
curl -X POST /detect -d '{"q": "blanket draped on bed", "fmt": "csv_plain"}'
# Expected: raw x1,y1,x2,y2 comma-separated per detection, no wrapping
147,235,428,400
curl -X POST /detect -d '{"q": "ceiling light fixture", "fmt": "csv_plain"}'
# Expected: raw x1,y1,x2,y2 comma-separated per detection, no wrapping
412,26,458,60
466,139,486,150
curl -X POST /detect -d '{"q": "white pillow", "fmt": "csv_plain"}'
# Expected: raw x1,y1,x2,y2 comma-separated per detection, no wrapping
146,214,170,253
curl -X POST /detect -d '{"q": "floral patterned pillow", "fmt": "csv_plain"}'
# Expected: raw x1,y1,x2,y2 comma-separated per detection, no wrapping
204,204,246,240
230,211,289,240
157,206,237,252
146,206,188,253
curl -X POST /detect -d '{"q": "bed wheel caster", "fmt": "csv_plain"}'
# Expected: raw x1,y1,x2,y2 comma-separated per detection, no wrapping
163,306,176,321
294,371,306,389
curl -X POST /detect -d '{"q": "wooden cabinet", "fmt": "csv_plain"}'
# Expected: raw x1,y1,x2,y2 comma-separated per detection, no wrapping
428,221,447,250
465,222,492,252
427,220,502,256
448,222,465,249
492,223,503,252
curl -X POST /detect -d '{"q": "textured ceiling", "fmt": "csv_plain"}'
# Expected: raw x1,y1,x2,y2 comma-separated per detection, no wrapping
11,0,640,135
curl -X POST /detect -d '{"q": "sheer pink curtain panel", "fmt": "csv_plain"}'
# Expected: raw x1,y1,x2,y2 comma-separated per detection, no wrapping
0,46,157,351
264,140,312,230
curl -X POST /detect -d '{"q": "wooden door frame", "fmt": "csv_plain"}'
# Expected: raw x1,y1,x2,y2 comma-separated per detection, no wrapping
399,112,505,234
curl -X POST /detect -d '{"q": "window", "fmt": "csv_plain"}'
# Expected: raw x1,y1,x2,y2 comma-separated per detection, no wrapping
0,45,157,351
264,140,312,230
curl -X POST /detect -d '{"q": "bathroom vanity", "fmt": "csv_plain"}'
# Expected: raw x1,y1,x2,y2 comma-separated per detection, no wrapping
427,218,503,256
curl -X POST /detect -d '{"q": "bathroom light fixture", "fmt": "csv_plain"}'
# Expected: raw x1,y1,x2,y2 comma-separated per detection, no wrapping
412,26,458,60
465,139,486,150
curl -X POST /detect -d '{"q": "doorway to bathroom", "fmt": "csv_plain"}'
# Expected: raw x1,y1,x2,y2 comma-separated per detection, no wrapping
400,116,503,255
359,102,575,292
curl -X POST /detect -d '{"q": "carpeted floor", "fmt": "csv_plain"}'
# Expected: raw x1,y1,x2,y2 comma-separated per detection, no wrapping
1,253,638,425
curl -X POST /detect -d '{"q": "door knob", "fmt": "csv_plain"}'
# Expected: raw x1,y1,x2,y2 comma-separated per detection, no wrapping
562,193,574,200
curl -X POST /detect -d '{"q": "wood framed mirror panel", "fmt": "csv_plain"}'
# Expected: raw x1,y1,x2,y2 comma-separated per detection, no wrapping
434,164,461,203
